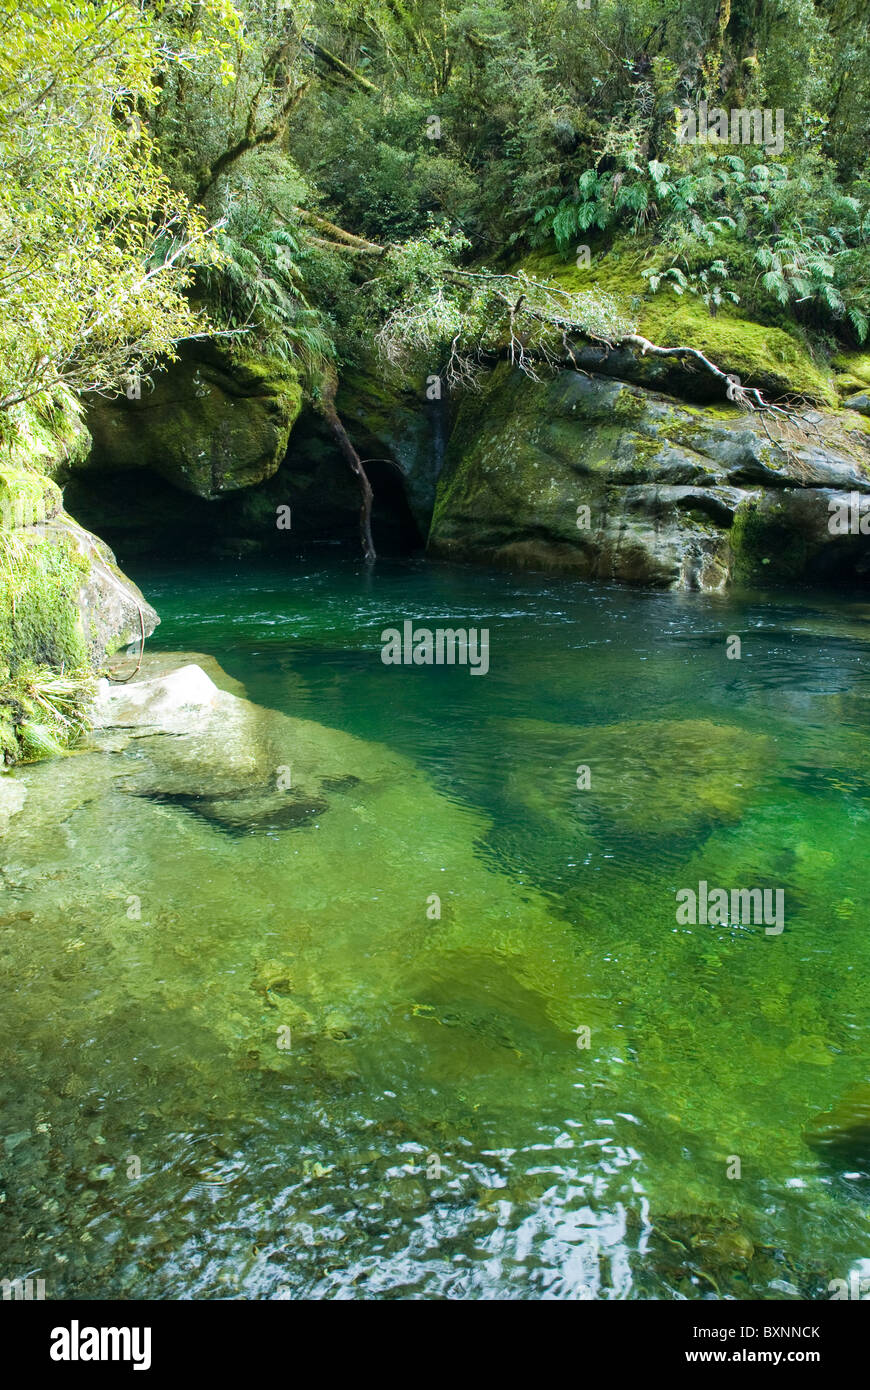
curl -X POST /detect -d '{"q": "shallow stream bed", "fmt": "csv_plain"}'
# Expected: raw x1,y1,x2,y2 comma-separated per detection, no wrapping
2,555,869,1299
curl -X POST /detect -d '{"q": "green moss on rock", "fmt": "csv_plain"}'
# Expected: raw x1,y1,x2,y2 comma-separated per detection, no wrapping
519,243,836,405
0,530,90,671
502,715,773,841
0,389,91,477
0,529,92,761
0,467,63,529
832,352,870,395
0,396,160,762
84,343,303,499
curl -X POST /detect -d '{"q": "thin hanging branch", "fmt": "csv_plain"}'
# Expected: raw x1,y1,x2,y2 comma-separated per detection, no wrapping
316,370,376,563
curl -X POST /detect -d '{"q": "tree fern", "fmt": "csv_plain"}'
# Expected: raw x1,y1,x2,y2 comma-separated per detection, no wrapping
201,213,337,383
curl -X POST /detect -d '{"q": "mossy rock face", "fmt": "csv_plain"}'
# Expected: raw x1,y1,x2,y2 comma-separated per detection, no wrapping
0,525,90,676
0,388,91,479
64,409,421,561
83,342,303,500
519,243,836,405
59,516,159,661
428,362,870,589
0,394,159,762
832,352,870,398
68,350,430,558
730,489,870,587
0,467,62,530
0,512,158,676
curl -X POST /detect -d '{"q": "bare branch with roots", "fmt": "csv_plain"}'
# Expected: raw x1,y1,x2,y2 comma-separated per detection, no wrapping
620,333,827,459
378,266,827,453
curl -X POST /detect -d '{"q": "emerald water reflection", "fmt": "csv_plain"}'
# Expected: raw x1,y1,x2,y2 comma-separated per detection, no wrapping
2,556,869,1299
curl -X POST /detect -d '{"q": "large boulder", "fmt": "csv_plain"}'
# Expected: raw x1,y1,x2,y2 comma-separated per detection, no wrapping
90,663,357,831
65,407,428,560
428,364,870,590
83,343,302,499
0,467,157,672
47,513,159,663
0,400,159,762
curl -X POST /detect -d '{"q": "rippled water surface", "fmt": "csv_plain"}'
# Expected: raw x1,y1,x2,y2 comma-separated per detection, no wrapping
2,555,870,1299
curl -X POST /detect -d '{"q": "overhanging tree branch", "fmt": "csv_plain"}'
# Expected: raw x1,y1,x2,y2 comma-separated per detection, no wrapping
290,207,385,254
376,263,826,442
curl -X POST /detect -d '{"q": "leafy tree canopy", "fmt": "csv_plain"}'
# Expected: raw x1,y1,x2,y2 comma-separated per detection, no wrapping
0,0,239,417
3,0,870,428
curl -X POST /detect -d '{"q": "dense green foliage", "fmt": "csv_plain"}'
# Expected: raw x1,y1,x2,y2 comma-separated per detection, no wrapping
280,0,870,360
169,0,870,389
4,0,870,417
0,0,243,420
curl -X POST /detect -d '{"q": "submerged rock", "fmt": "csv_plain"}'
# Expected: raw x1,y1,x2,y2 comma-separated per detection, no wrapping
643,1212,780,1299
501,715,772,840
804,1083,870,1168
4,651,609,1070
91,663,334,831
0,774,26,835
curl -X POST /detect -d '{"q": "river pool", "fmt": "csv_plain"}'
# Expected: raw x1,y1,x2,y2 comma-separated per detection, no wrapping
2,555,869,1299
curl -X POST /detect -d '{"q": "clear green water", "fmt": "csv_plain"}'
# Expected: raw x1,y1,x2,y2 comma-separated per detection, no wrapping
2,554,870,1300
